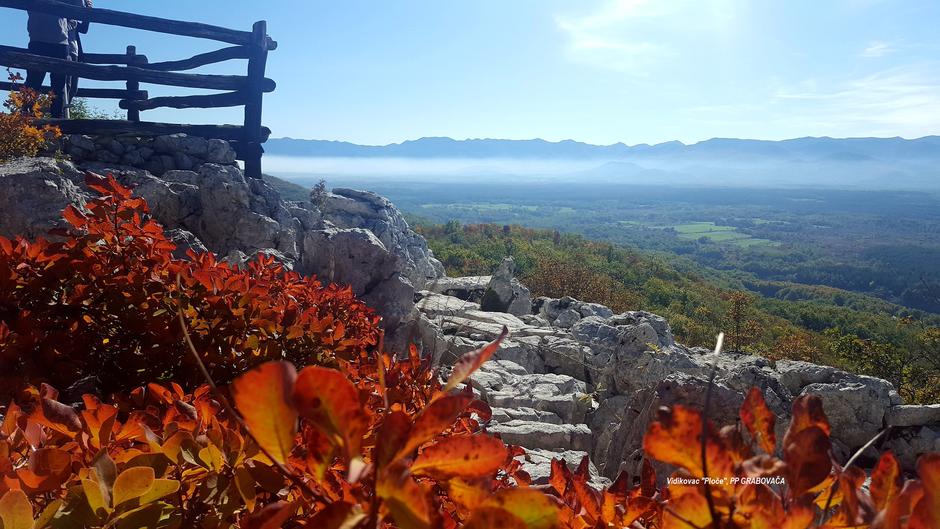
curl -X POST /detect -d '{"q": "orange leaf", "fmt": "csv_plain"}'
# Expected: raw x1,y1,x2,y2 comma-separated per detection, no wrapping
112,466,155,507
642,405,733,478
871,451,902,511
377,472,431,529
445,479,489,512
232,361,298,466
292,366,368,460
443,326,508,392
465,507,527,529
393,394,472,463
663,486,712,529
411,435,507,480
783,426,832,497
910,453,940,529
16,448,72,493
740,387,777,454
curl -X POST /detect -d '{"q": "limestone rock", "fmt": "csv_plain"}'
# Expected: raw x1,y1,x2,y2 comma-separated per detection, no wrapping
320,188,444,289
480,257,532,317
886,405,940,427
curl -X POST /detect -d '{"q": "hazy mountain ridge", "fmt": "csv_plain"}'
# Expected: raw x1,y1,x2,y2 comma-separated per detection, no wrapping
266,136,940,189
267,135,940,162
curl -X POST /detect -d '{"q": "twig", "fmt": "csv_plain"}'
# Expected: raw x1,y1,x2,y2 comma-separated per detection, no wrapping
174,276,322,501
701,363,720,529
816,428,889,527
699,333,724,529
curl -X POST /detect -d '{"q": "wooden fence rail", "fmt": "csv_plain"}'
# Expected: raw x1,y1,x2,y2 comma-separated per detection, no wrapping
0,0,276,178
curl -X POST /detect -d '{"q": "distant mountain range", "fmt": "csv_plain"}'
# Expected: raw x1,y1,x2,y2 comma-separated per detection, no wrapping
266,136,940,162
264,136,940,189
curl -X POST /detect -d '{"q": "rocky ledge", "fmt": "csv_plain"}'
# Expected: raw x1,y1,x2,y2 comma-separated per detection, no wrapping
1,143,937,487
416,260,940,485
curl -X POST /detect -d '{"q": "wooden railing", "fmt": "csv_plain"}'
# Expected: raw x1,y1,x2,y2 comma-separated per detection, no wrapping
0,0,276,177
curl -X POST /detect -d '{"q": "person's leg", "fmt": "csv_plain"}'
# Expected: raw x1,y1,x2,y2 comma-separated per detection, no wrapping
46,44,70,118
67,52,79,116
24,41,49,92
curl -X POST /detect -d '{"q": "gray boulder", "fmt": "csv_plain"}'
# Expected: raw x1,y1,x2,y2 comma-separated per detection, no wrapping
320,188,444,289
480,257,532,317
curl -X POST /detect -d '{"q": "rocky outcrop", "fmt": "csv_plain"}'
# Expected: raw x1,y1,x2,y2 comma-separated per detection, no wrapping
417,274,940,484
0,144,444,350
480,257,532,317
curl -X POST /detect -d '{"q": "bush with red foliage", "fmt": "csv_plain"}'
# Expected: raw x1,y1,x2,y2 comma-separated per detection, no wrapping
0,173,381,395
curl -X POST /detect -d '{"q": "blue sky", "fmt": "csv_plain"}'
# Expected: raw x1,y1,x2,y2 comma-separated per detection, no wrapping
2,0,939,145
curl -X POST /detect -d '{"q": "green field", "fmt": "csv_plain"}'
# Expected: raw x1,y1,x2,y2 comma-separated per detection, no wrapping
672,222,776,247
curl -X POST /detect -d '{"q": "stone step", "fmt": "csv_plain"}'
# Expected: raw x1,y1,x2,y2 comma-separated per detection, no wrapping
489,420,592,452
491,406,563,425
487,391,591,424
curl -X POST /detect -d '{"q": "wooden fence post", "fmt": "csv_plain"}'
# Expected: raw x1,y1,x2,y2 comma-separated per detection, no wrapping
242,20,268,178
124,45,147,122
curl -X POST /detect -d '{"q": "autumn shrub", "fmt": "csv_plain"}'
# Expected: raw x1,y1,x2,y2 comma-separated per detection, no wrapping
0,173,381,396
0,330,938,528
0,71,61,162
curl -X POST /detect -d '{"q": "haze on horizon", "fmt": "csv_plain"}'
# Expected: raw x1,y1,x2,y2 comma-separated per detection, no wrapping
2,0,939,145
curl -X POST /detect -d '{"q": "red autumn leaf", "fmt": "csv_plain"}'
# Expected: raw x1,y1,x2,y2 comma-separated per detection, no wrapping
375,411,412,468
443,326,508,392
643,405,734,479
231,361,298,466
910,453,940,529
411,434,508,480
33,398,82,436
392,394,472,463
292,365,367,459
784,394,831,448
740,386,777,454
783,426,832,497
871,451,902,511
241,501,296,529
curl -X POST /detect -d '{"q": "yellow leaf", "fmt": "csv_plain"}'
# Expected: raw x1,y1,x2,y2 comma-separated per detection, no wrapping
112,467,156,507
0,490,33,529
137,479,180,506
481,489,560,529
82,479,109,516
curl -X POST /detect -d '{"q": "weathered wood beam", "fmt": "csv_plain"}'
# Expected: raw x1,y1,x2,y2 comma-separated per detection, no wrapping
0,46,275,92
0,0,253,45
0,81,146,100
83,52,150,65
36,119,271,143
119,91,247,111
143,46,250,72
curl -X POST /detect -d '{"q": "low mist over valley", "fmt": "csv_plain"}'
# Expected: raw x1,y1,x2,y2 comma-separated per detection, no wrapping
266,135,940,189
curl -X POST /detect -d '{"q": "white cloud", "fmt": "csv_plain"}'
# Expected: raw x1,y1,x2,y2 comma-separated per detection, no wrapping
554,0,740,74
771,65,940,137
860,41,896,58
555,0,673,74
